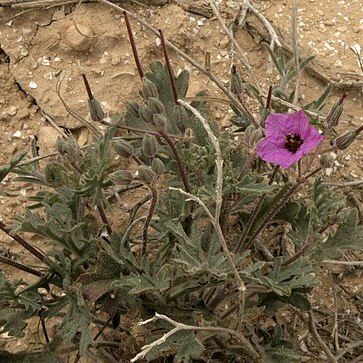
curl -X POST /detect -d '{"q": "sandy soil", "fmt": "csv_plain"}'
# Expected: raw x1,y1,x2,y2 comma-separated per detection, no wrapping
0,0,362,360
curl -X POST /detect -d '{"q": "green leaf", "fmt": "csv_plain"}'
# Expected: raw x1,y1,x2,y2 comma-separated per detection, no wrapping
304,84,332,111
0,308,34,337
61,289,93,356
311,208,363,260
264,347,304,363
288,204,312,247
145,329,204,362
0,151,27,183
299,55,316,70
81,252,124,302
113,264,172,295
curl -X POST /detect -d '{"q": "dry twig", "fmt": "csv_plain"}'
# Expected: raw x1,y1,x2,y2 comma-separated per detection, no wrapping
131,312,260,362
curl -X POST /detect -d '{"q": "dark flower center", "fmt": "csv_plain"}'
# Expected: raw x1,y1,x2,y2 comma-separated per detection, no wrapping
284,133,303,153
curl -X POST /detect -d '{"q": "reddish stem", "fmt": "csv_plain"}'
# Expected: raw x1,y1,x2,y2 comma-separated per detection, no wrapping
266,85,273,109
0,221,46,263
158,29,179,105
0,255,42,277
97,205,113,236
123,11,144,79
82,74,94,101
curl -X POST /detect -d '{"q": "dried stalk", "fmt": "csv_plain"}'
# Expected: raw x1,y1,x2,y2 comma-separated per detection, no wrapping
308,310,339,363
209,0,258,89
131,312,260,362
96,0,255,120
176,101,268,331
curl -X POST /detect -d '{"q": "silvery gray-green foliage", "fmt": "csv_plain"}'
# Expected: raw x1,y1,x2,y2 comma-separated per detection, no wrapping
0,54,361,363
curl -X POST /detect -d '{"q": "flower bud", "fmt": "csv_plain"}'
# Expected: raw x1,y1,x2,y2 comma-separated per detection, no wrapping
151,158,165,176
126,101,140,119
326,94,346,128
334,130,357,150
109,170,133,185
142,77,159,99
44,162,66,187
56,137,81,164
88,98,105,122
138,165,156,184
173,105,189,133
112,139,134,158
147,97,165,115
142,134,158,158
138,104,155,124
153,114,167,131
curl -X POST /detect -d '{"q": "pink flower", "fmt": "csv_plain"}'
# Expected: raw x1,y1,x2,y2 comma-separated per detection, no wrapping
256,111,323,169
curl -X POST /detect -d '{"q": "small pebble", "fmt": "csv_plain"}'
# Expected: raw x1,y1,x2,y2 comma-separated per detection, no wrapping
29,81,38,89
7,106,18,116
12,131,22,138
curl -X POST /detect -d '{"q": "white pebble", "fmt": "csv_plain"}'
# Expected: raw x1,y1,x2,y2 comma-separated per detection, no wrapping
29,81,38,89
12,131,22,138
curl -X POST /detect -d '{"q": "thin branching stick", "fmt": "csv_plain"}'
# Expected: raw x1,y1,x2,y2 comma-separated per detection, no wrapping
209,0,259,89
175,100,248,330
131,312,260,362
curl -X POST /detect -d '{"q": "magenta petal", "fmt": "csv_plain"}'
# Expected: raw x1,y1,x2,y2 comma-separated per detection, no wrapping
264,113,292,137
256,137,300,169
257,110,324,169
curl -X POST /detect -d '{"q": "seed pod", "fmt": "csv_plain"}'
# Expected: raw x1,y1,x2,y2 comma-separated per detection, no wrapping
334,130,357,150
88,98,105,122
142,77,159,99
109,170,133,185
126,101,140,119
142,134,158,158
138,104,155,124
44,162,66,187
56,137,81,164
230,64,243,96
326,94,346,128
112,139,134,158
138,165,156,184
173,105,189,133
148,97,165,115
153,114,167,131
151,158,165,176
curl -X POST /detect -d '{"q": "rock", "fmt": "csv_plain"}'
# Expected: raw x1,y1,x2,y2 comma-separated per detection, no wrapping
37,126,61,155
64,23,93,52
7,106,18,116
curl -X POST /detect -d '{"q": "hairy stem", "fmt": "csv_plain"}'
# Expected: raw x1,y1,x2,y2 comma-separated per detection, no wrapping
159,29,179,105
0,221,46,263
123,11,144,79
142,185,158,255
0,255,42,277
81,73,94,101
97,204,112,236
